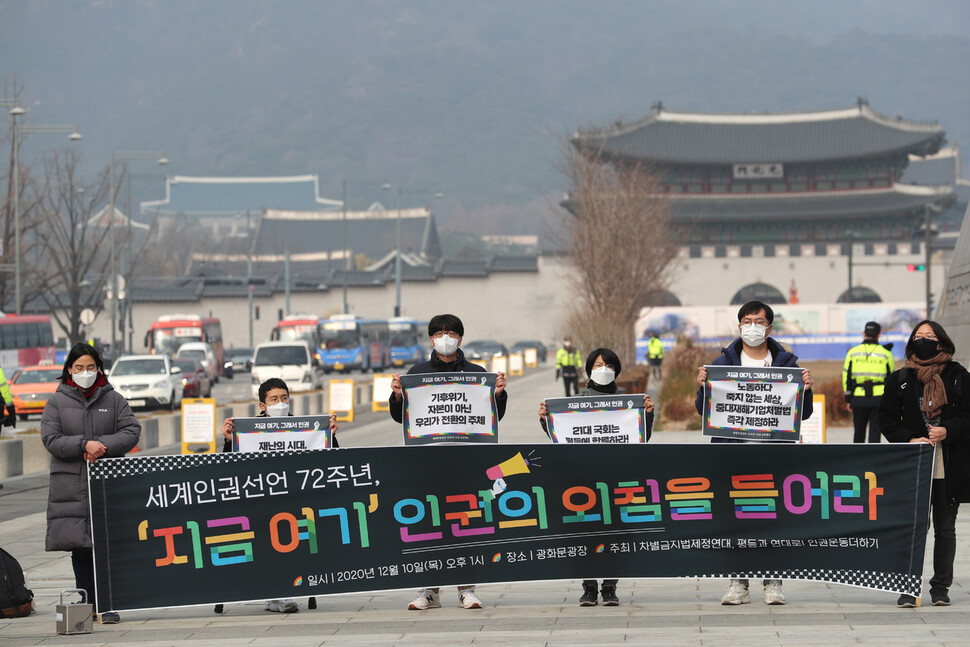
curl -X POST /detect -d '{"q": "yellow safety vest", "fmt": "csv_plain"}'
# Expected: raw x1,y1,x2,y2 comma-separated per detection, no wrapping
842,342,894,398
556,347,582,369
648,337,664,360
0,367,11,405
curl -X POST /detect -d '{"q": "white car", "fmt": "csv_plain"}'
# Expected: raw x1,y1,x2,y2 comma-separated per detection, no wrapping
176,341,220,384
109,355,184,411
251,341,321,399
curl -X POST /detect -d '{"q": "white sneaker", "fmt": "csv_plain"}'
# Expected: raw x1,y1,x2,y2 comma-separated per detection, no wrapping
408,589,441,610
459,588,482,609
763,580,786,605
721,580,751,605
265,598,299,613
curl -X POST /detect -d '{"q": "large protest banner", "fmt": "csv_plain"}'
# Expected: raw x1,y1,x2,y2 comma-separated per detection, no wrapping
703,365,805,441
232,415,332,453
400,372,498,445
90,443,932,612
545,394,648,444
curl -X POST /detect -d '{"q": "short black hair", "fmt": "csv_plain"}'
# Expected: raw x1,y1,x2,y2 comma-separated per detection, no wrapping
428,314,464,338
905,320,955,358
585,348,621,378
737,300,774,325
258,377,289,403
60,343,103,382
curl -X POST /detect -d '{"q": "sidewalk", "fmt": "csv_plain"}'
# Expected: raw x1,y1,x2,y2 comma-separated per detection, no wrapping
1,366,968,646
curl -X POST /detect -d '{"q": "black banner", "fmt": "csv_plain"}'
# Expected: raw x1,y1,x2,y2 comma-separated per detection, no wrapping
90,443,932,611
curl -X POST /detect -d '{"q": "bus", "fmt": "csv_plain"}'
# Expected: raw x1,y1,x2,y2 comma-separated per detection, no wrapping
0,314,56,375
145,314,227,376
388,317,429,367
318,314,390,373
270,314,321,360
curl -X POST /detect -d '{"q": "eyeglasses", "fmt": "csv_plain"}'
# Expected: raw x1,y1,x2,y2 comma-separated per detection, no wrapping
740,319,769,327
431,331,460,339
914,334,939,341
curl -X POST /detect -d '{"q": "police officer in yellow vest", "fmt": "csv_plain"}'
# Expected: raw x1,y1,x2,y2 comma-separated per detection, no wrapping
647,331,664,380
556,338,583,397
842,321,894,443
0,366,15,427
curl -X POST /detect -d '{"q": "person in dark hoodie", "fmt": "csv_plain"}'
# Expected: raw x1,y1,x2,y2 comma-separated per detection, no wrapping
538,347,654,607
388,313,507,611
41,343,141,625
693,300,814,607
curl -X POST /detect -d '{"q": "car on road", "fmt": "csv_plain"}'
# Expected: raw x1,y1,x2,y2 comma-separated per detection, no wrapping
250,341,321,399
172,358,213,398
108,354,184,411
227,347,254,373
510,340,548,363
9,364,62,420
175,341,221,384
462,340,510,362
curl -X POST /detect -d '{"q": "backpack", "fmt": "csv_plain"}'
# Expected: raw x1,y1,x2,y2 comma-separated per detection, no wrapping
0,546,34,617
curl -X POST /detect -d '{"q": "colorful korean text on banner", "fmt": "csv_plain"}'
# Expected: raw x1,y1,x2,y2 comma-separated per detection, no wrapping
703,365,805,442
90,442,933,612
232,415,332,453
400,372,498,445
545,394,647,444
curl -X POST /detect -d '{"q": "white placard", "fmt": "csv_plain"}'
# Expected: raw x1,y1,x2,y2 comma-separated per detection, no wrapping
329,380,355,412
182,402,215,443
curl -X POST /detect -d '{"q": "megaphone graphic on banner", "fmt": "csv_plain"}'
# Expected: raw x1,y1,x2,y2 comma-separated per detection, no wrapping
486,452,530,480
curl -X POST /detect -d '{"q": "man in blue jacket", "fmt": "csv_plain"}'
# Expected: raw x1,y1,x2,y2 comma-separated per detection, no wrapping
694,300,815,607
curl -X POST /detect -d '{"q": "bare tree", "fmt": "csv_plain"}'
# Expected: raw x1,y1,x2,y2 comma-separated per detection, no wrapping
31,148,114,344
553,139,678,367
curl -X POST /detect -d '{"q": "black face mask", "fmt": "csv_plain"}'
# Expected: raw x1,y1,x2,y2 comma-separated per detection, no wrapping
912,338,940,361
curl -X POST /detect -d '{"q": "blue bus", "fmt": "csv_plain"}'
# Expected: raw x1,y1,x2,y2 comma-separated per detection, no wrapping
318,314,390,373
388,317,429,368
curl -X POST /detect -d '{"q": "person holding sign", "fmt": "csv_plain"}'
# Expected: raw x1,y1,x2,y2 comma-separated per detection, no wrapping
217,377,338,615
694,300,814,607
539,347,654,607
389,313,507,611
879,320,970,608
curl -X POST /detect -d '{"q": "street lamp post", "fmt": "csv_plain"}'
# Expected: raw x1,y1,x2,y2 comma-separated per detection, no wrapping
395,188,443,317
341,178,390,314
8,113,83,314
843,229,861,303
108,152,168,355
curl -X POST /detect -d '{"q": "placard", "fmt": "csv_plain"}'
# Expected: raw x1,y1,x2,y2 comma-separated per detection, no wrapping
509,353,524,376
372,374,393,412
232,415,332,452
400,372,498,445
181,398,217,454
492,355,508,375
329,379,355,423
523,348,538,367
799,394,827,444
545,394,648,444
702,365,805,442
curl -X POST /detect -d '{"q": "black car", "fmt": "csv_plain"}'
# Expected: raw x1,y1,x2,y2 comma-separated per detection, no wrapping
462,340,509,361
227,347,254,373
510,340,548,363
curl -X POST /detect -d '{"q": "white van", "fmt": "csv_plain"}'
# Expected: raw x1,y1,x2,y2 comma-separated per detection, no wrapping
250,340,321,399
176,341,220,384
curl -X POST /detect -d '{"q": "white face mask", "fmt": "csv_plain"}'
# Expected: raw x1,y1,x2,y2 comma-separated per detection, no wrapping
740,323,768,347
73,370,97,389
590,366,616,386
265,402,289,417
433,335,459,357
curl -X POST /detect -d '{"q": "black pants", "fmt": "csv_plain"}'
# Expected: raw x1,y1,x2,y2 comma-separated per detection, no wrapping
72,548,97,611
562,370,579,397
852,405,881,443
930,481,959,595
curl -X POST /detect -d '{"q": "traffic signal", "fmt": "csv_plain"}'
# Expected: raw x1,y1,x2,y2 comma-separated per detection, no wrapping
254,305,260,320
907,264,926,272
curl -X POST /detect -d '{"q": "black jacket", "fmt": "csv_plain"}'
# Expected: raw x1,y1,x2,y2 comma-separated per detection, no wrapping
389,349,508,423
879,362,970,503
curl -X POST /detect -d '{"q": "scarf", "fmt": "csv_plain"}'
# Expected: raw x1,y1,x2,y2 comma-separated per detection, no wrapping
904,352,952,419
64,372,109,399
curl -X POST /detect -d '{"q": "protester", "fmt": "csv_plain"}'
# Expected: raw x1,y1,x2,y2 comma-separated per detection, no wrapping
555,337,583,397
843,321,894,443
41,343,141,625
694,300,814,606
218,377,337,614
879,320,970,608
389,313,507,610
539,347,654,606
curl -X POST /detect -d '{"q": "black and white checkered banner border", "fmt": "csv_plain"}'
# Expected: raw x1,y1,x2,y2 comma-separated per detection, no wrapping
695,569,920,595
89,452,307,480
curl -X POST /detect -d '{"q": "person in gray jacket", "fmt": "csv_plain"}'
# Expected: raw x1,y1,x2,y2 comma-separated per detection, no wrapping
41,343,140,624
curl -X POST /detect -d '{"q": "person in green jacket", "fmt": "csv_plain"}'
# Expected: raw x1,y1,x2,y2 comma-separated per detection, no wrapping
843,321,895,443
647,331,664,380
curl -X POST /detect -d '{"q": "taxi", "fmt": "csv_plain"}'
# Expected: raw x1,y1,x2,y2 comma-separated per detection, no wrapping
9,364,63,420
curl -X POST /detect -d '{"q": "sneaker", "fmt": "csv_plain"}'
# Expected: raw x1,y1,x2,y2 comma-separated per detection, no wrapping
459,589,483,609
897,594,917,608
600,585,619,606
408,589,441,610
931,591,951,606
763,580,786,605
721,580,750,605
213,604,224,614
579,584,598,607
265,599,299,613
98,611,120,624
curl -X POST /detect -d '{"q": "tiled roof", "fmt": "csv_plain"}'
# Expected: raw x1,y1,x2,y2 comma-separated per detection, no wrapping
439,259,489,277
489,255,539,272
142,175,340,216
574,103,945,165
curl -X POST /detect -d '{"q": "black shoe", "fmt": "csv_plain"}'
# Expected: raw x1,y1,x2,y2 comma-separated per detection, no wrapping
601,586,619,606
579,585,598,606
214,604,224,614
931,591,951,606
897,594,917,608
308,597,317,610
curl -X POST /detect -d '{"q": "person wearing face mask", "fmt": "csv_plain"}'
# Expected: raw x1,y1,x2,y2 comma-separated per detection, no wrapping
879,320,970,608
389,313,508,611
538,348,654,607
694,300,815,607
216,377,337,614
41,343,141,625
